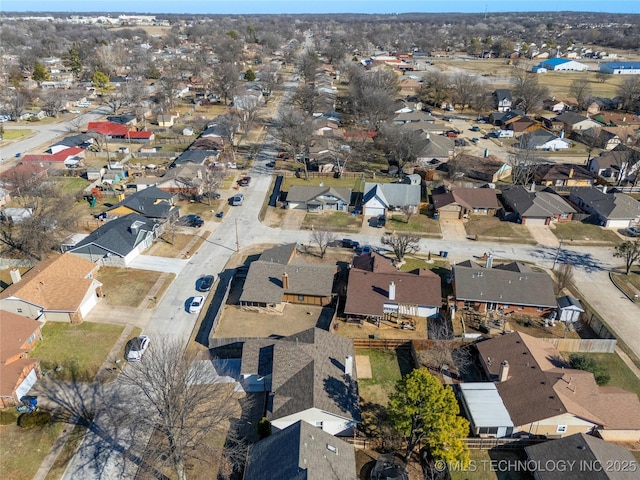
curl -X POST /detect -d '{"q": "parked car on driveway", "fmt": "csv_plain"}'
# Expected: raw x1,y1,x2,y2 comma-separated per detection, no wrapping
376,215,386,228
197,275,215,292
626,226,639,237
188,296,205,314
188,215,204,227
238,176,252,186
342,238,360,249
125,335,150,362
230,194,244,206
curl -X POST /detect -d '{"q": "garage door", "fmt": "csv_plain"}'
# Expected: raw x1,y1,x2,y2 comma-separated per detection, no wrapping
523,217,547,226
364,206,385,217
438,210,461,220
79,293,98,319
14,369,38,401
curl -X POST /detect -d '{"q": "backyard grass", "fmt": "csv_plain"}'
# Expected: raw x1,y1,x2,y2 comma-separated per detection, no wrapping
51,176,91,195
356,348,413,406
552,222,622,246
387,214,442,236
300,211,363,232
30,321,125,381
561,352,640,399
1,128,32,140
465,216,535,243
96,267,165,307
0,410,64,480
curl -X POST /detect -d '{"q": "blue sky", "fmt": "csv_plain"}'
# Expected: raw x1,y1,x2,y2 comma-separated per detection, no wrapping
8,1,639,15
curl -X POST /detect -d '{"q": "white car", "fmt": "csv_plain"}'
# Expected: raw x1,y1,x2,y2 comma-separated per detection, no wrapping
125,335,150,362
188,296,204,314
70,109,81,114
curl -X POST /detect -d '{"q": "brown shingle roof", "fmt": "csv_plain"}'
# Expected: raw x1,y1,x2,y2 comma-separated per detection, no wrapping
0,253,100,312
0,312,41,362
344,259,441,317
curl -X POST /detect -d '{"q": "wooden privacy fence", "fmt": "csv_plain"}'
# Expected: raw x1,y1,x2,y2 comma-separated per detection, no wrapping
463,437,546,450
352,338,412,350
541,337,617,353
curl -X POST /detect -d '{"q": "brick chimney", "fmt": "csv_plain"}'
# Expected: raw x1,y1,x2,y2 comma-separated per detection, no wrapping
568,167,574,179
10,268,21,284
282,272,289,290
499,360,510,382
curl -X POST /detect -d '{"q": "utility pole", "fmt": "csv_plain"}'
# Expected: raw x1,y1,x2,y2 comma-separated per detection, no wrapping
552,238,563,270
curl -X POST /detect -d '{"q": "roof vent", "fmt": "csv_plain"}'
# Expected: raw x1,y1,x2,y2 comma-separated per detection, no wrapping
326,444,337,454
577,445,586,450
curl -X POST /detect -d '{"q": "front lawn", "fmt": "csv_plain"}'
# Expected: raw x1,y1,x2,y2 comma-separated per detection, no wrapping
30,321,125,381
96,267,166,308
465,216,535,243
1,128,32,140
0,410,64,480
300,211,363,232
387,214,442,236
552,222,621,246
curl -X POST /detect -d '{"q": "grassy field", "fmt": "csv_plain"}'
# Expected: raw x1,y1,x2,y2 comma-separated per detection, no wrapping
300,211,363,231
96,267,165,308
0,409,64,480
1,128,32,140
30,321,125,381
552,222,622,245
356,349,414,406
562,352,640,399
465,216,535,243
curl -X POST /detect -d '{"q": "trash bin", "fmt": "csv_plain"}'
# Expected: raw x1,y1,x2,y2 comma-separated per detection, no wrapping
439,251,444,257
433,213,439,220
442,251,449,258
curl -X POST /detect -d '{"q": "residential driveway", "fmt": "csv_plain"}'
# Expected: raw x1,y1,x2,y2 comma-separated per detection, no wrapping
83,302,153,329
527,225,560,247
439,219,468,242
126,255,189,274
279,208,306,230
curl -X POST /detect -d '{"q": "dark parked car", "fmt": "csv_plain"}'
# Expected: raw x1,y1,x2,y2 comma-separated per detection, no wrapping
342,238,360,249
198,275,215,292
189,215,204,227
376,215,386,228
238,176,252,186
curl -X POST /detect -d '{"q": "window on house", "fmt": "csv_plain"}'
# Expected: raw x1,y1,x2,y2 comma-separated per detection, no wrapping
315,421,323,429
16,308,23,313
556,425,567,433
518,306,524,310
298,295,304,301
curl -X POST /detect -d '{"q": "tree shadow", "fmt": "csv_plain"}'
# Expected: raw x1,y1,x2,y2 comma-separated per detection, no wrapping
323,375,362,420
529,245,608,273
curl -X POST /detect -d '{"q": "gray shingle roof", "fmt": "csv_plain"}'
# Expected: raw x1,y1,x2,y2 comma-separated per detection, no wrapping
69,213,158,257
239,261,335,305
244,420,356,480
287,186,352,205
568,187,640,220
525,433,638,480
501,186,576,218
453,261,556,307
108,186,177,219
363,183,420,208
241,328,360,423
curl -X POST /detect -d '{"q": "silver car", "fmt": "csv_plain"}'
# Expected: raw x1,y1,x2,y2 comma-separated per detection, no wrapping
125,335,150,362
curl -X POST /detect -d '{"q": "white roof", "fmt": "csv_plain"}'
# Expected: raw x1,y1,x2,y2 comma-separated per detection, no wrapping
459,383,514,428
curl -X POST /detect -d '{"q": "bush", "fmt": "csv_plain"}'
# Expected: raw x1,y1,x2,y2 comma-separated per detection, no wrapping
17,411,52,429
0,409,18,425
569,354,611,386
257,417,271,439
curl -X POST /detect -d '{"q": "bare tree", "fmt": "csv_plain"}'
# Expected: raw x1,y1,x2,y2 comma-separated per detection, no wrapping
309,228,336,258
376,124,426,176
400,205,416,224
618,76,640,112
417,71,451,108
235,94,261,134
450,73,483,112
119,339,248,480
210,62,240,105
41,90,66,118
102,86,130,115
510,65,548,113
298,49,320,85
274,106,314,180
570,77,593,112
509,139,546,185
613,239,640,275
348,68,399,126
7,88,29,121
381,232,421,263
554,262,574,294
292,84,318,117
421,318,473,377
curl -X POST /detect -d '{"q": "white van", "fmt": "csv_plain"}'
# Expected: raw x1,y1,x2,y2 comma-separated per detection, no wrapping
496,129,514,138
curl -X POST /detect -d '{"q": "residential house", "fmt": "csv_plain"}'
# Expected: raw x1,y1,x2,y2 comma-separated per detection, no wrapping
535,164,594,187
67,214,159,267
582,126,637,151
432,185,500,219
476,331,640,440
239,244,335,309
171,149,219,167
240,328,360,436
344,252,441,325
107,186,179,221
106,114,137,126
554,112,601,134
157,113,177,127
452,260,557,317
0,253,103,323
591,111,640,128
0,312,42,408
500,185,576,225
525,433,639,480
156,164,212,196
519,130,571,151
587,146,640,184
489,109,524,127
448,154,512,183
0,207,33,224
506,116,540,136
362,182,421,217
539,58,588,71
20,147,85,167
393,110,436,125
543,98,570,113
493,89,513,112
48,133,94,154
286,186,351,212
567,186,640,228
244,420,356,480
416,134,455,165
